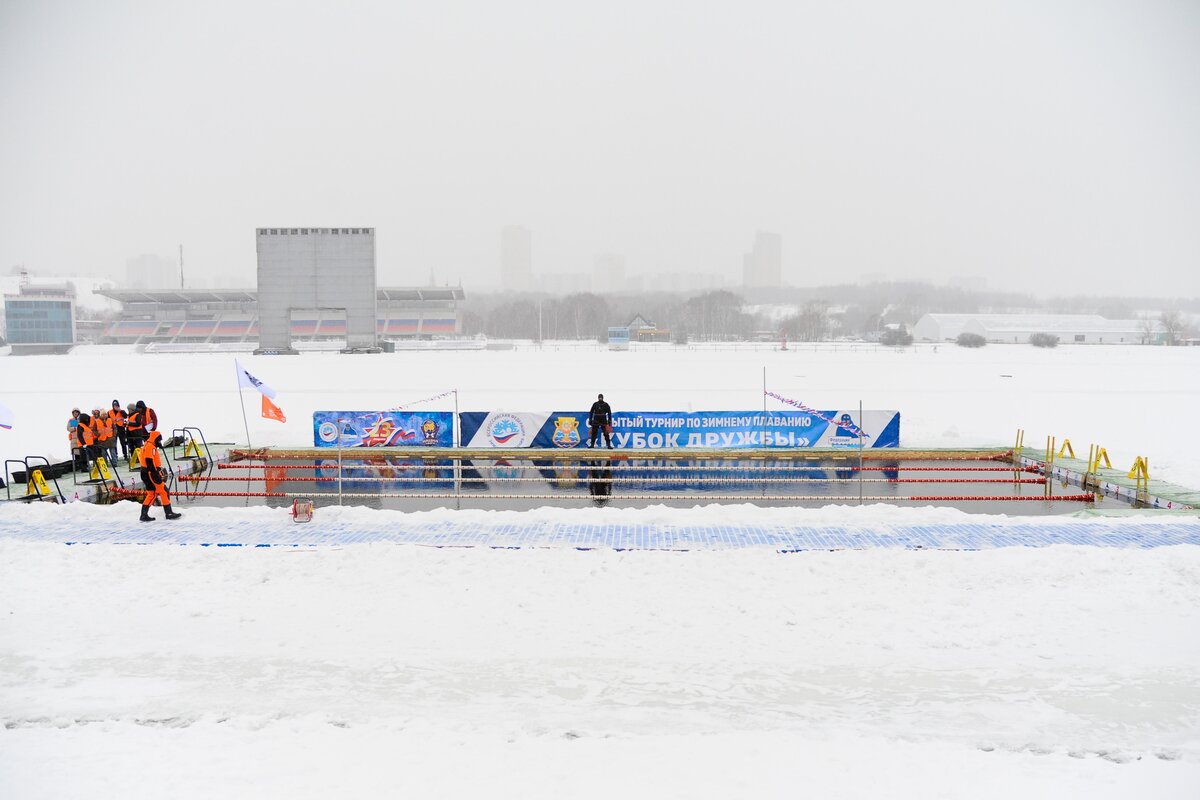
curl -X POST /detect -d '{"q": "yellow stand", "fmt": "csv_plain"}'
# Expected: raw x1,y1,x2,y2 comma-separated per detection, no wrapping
1090,447,1112,472
1057,439,1074,458
182,439,201,459
96,457,114,482
129,447,141,470
1128,456,1150,491
28,469,52,499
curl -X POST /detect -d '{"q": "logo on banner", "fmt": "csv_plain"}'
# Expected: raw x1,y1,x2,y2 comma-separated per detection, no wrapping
827,412,870,448
318,421,339,443
421,419,440,446
362,416,418,447
552,416,581,448
486,414,526,446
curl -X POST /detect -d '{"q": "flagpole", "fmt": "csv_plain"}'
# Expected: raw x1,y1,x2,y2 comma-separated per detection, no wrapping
235,361,253,450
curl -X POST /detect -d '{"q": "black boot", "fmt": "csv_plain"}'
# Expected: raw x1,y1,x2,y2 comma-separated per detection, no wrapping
164,504,182,520
140,505,155,522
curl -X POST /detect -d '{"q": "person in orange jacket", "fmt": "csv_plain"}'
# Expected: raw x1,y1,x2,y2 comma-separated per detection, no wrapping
138,430,181,522
110,399,129,458
127,402,148,452
75,412,97,469
95,409,117,466
137,400,159,433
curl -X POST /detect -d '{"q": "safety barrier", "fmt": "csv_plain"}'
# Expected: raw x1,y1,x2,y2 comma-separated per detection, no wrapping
114,488,1094,503
3,456,66,504
183,474,1047,485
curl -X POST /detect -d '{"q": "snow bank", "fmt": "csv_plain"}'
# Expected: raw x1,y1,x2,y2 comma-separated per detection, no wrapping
1,540,1198,797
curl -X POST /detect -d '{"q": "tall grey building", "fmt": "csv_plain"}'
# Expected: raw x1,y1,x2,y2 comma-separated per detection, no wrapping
501,225,532,291
255,227,378,353
742,231,782,288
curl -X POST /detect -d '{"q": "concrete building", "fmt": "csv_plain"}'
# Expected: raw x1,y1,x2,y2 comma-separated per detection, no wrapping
255,227,377,353
742,231,782,288
2,281,76,354
501,225,532,291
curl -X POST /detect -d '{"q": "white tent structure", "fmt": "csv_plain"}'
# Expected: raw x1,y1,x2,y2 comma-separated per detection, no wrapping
914,313,1160,344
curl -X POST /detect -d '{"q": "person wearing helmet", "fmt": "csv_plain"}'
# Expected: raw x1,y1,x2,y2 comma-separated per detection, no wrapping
137,430,181,522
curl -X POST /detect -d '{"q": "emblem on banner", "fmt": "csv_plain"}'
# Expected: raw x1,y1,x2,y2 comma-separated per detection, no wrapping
486,414,526,446
421,418,440,446
552,416,581,448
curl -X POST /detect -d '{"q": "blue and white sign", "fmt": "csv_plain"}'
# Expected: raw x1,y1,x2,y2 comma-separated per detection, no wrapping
460,410,900,449
312,411,454,448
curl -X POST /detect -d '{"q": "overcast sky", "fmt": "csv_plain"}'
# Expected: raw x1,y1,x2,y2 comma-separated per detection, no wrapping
1,0,1197,295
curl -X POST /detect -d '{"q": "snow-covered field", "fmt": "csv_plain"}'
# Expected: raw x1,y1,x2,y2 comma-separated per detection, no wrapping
2,343,1200,798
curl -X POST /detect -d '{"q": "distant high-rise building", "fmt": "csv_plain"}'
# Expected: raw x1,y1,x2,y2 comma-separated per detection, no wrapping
125,254,176,290
742,231,782,288
592,253,626,294
501,226,533,291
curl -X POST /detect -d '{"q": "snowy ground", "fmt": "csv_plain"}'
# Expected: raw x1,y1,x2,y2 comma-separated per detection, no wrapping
2,344,1199,797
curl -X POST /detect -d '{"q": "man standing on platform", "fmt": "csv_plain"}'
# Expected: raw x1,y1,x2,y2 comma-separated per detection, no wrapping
587,393,613,449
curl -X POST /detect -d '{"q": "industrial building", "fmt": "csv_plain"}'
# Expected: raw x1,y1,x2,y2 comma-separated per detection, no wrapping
913,313,1162,344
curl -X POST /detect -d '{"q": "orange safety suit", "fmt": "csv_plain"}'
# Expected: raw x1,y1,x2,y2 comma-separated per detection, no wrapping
138,432,170,508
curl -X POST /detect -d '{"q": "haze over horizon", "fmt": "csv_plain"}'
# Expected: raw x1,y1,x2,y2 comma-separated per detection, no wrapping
2,0,1197,296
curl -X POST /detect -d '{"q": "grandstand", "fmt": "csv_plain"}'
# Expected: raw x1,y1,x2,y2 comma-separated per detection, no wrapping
96,287,464,346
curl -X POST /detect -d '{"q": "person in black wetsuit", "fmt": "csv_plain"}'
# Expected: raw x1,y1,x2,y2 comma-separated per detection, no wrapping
587,393,613,449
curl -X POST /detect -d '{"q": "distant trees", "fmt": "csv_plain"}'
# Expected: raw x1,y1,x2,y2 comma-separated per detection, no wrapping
1160,310,1187,346
1139,314,1158,345
956,332,986,348
880,328,913,346
1029,332,1059,348
683,291,752,341
485,300,540,339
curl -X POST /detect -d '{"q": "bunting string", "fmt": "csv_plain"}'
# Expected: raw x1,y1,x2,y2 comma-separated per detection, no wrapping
765,391,868,438
385,389,457,412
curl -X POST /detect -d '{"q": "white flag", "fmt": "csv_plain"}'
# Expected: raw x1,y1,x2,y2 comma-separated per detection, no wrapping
0,401,13,430
234,359,277,399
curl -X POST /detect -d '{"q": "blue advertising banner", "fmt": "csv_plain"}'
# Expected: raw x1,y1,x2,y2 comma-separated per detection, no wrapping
312,411,454,448
460,410,900,449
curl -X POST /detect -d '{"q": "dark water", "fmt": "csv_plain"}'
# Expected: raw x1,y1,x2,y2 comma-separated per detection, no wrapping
170,457,1104,516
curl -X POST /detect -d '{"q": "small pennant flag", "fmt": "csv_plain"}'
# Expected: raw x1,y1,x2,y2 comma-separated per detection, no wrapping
235,359,277,399
261,394,287,423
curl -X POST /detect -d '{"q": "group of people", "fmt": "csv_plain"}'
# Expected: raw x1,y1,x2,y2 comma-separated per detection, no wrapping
66,399,179,522
67,400,157,470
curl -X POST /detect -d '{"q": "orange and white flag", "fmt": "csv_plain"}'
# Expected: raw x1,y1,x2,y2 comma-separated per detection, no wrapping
261,394,287,423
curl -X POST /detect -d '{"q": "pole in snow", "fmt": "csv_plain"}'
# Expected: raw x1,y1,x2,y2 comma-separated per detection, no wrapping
235,361,253,451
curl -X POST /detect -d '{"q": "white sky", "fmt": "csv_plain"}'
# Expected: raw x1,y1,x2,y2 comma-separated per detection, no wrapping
1,0,1197,294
